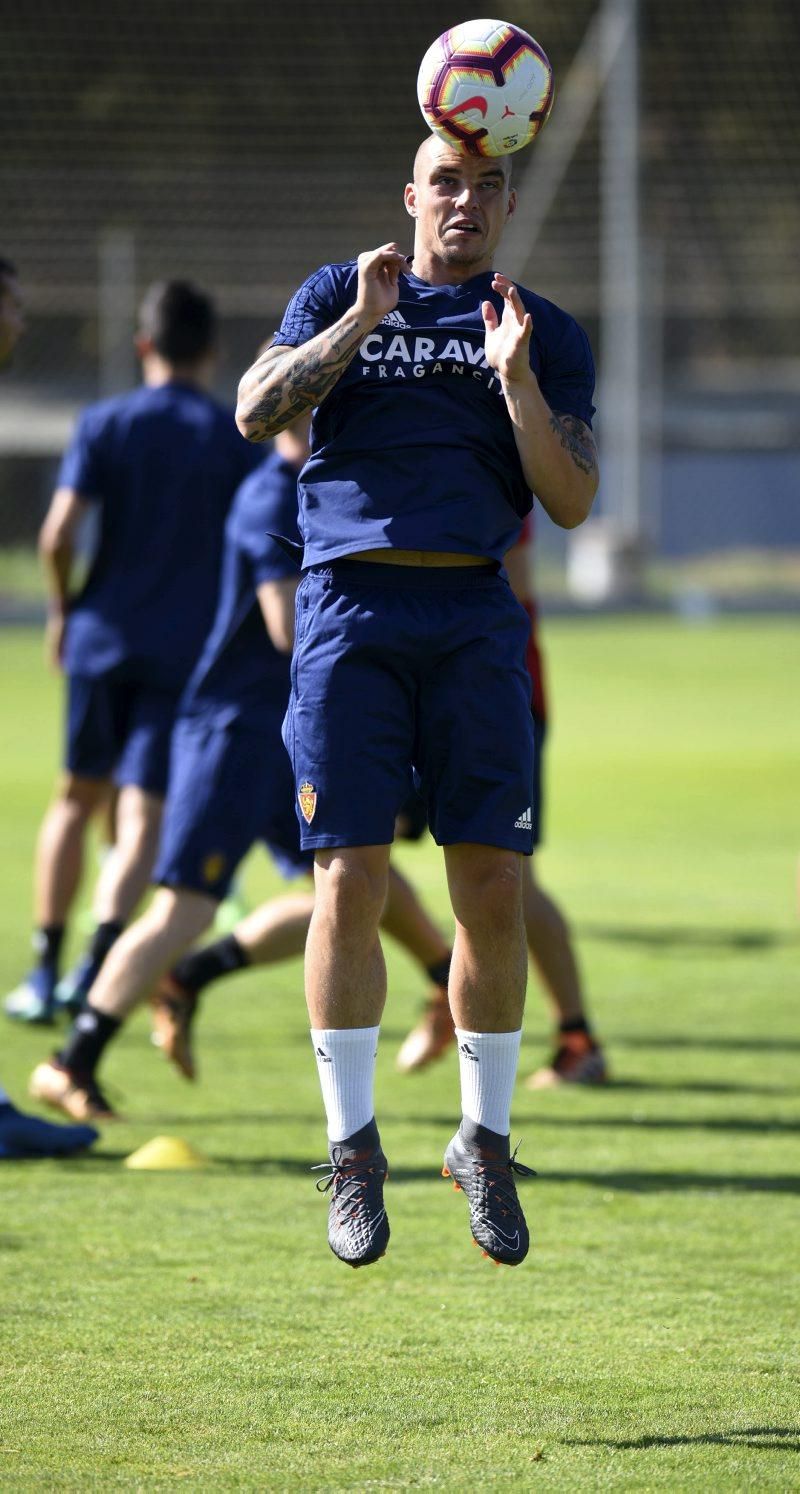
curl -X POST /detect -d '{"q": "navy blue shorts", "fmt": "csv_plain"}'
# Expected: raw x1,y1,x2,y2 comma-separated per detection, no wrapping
66,668,178,796
154,712,313,900
283,562,537,854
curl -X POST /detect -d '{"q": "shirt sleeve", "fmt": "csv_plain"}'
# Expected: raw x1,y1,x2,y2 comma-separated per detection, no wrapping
57,407,107,500
251,540,299,587
240,467,302,582
273,264,350,348
538,316,596,429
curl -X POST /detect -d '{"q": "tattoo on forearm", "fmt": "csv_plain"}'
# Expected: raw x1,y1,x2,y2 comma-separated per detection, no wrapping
549,412,598,478
238,315,366,440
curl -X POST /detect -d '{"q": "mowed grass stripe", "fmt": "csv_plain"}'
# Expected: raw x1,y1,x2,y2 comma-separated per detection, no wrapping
0,618,797,1489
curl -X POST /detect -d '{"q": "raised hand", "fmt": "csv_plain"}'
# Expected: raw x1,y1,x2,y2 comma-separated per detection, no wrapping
482,272,533,384
354,244,408,324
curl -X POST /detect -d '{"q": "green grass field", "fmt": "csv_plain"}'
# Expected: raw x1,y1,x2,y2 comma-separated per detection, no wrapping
1,619,798,1490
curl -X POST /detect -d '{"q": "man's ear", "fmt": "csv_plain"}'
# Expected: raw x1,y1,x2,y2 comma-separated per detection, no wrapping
506,188,517,222
404,183,417,218
133,332,153,358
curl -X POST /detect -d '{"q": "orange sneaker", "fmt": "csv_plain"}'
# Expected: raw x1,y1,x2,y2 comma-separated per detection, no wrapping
395,986,455,1073
150,975,198,1081
525,1031,608,1089
29,1058,119,1121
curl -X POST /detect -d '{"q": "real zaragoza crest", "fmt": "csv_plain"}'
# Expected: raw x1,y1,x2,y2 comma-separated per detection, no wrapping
298,781,317,824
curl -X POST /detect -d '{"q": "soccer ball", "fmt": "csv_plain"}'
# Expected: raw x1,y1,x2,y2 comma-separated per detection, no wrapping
417,18,554,157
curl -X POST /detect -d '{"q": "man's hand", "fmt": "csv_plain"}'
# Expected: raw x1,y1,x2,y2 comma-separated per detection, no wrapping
483,274,599,530
237,248,408,443
482,273,534,385
353,244,408,325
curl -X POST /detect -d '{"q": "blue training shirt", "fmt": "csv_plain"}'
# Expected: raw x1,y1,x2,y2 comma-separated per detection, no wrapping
274,261,595,567
178,449,300,731
59,381,260,690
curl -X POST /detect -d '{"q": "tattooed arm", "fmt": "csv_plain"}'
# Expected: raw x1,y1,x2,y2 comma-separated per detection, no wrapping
483,273,599,529
236,243,408,441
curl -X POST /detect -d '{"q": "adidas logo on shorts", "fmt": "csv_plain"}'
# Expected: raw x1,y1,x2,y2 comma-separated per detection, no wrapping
514,806,533,830
380,309,410,329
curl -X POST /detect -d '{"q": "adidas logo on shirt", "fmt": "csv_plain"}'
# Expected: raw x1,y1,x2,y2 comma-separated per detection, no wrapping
514,807,533,830
380,309,410,329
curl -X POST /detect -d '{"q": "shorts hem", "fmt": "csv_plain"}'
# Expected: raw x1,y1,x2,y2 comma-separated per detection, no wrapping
299,832,394,851
433,830,535,856
155,875,225,903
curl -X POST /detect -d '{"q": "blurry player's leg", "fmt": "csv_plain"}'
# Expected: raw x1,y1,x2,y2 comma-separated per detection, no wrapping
382,865,455,1072
221,891,315,965
55,785,164,1015
4,773,109,1024
55,685,175,1014
93,785,163,922
30,888,216,1120
523,860,608,1089
153,889,315,1077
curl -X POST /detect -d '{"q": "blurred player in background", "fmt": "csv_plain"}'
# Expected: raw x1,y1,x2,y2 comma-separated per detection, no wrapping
31,415,453,1117
236,135,598,1268
397,518,607,1087
5,281,259,1026
0,255,97,1157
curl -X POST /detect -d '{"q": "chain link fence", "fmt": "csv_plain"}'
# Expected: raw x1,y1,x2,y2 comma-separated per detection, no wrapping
2,0,799,603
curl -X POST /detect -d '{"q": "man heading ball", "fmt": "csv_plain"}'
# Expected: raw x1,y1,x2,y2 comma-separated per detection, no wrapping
236,136,599,1268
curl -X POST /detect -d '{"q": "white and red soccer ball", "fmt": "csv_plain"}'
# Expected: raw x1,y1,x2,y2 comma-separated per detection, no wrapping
417,18,554,157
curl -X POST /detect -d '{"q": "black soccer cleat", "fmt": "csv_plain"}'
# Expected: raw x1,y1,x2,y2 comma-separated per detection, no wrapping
313,1118,390,1268
443,1118,536,1267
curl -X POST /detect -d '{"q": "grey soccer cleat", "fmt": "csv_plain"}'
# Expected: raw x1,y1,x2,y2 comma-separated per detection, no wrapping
443,1118,536,1267
313,1118,389,1268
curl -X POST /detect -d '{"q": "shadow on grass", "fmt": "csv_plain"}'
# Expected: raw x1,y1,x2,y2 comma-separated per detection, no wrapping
567,1426,800,1451
541,1169,800,1195
524,1115,800,1135
585,1078,797,1097
579,923,800,953
611,1034,800,1054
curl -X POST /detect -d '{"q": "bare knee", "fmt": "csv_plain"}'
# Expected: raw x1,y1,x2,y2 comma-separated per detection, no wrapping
54,774,109,826
446,847,523,935
114,786,163,853
132,887,215,943
314,850,389,938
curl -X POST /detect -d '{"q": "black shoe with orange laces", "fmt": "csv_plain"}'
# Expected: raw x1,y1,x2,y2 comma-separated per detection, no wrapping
443,1118,535,1266
313,1118,390,1268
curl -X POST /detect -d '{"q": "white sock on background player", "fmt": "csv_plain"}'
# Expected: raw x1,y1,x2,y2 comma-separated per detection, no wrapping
455,1028,522,1136
311,1027,380,1142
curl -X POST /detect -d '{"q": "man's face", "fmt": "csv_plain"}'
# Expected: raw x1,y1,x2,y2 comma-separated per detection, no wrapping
405,140,515,276
0,274,25,368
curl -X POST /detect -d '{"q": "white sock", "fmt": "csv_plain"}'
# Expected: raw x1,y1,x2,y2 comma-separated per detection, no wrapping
310,1027,380,1142
455,1028,522,1136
